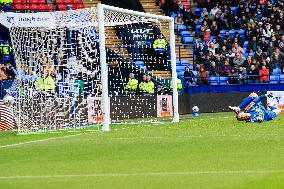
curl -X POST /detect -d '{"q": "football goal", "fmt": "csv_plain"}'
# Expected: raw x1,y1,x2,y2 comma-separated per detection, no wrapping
3,3,179,132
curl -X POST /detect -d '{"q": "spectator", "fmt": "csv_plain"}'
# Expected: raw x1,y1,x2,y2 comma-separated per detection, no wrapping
238,66,247,84
228,68,239,84
209,61,219,76
259,65,270,83
263,23,273,39
197,65,209,85
270,48,284,69
203,29,211,42
247,65,259,83
220,59,231,76
184,67,194,92
0,64,7,80
232,53,245,68
231,42,243,55
210,21,219,36
247,36,258,52
258,36,269,53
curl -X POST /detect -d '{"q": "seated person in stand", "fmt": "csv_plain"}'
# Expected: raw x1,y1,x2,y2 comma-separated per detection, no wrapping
259,65,269,83
197,65,209,85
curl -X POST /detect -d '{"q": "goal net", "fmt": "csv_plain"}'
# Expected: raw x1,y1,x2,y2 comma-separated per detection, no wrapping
5,4,179,132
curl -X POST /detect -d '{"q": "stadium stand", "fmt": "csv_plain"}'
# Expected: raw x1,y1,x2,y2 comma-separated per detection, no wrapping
1,0,284,95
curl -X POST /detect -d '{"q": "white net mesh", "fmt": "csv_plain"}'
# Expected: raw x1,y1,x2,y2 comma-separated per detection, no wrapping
7,6,174,132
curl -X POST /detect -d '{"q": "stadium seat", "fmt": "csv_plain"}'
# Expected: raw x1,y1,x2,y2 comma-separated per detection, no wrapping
182,36,194,43
181,60,190,66
55,0,64,3
29,0,45,4
135,61,144,67
231,6,238,13
210,76,219,85
63,0,72,4
180,31,190,37
280,75,284,83
12,0,22,3
76,4,84,9
229,30,236,37
243,41,249,47
177,24,186,32
195,8,202,17
273,68,281,75
29,4,39,10
73,0,82,3
176,60,182,66
13,3,26,10
219,77,228,84
176,66,185,72
270,75,279,84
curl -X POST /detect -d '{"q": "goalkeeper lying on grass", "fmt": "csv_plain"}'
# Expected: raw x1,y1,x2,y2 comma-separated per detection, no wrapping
229,92,283,122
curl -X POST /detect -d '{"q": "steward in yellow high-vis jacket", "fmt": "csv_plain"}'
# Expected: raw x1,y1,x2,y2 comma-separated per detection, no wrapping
125,73,138,92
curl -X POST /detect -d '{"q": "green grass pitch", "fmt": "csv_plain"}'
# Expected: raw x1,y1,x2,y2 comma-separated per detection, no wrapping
0,112,283,189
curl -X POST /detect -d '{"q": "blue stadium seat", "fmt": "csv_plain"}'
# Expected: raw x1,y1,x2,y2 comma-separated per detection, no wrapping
176,60,182,66
135,61,144,67
180,31,191,37
273,68,281,75
248,52,255,56
189,65,193,70
176,66,185,72
177,24,186,32
219,76,229,84
181,60,190,66
195,8,203,17
270,75,279,84
192,71,198,77
178,71,184,77
244,41,249,47
231,7,238,13
170,13,177,18
182,37,194,43
210,76,219,85
280,74,284,83
229,30,236,37
196,25,201,32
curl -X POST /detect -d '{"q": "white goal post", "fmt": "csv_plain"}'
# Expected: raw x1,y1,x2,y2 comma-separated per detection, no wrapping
97,3,179,131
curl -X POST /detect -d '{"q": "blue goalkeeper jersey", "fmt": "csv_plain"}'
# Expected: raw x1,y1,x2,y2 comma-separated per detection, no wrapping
248,104,277,122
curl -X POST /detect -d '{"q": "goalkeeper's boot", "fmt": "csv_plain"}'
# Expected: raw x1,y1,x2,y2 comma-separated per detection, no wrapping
229,106,241,114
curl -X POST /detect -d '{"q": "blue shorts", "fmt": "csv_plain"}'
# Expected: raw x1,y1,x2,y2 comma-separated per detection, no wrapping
267,111,277,120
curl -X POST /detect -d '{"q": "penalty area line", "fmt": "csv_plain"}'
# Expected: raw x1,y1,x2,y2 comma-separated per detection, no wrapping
0,133,90,149
0,170,284,179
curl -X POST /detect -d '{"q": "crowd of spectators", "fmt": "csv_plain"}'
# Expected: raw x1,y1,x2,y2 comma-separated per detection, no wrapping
159,0,284,85
194,0,284,84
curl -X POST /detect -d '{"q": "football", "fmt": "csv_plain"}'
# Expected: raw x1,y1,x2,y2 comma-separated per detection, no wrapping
192,106,199,113
3,95,15,106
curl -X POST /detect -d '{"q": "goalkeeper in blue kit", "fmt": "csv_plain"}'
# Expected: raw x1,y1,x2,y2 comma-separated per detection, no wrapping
229,92,283,122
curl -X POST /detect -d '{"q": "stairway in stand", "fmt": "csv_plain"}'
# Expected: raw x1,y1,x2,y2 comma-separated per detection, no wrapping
83,0,194,79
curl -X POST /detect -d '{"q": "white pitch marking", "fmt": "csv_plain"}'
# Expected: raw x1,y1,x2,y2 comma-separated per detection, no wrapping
0,170,283,179
0,133,86,149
